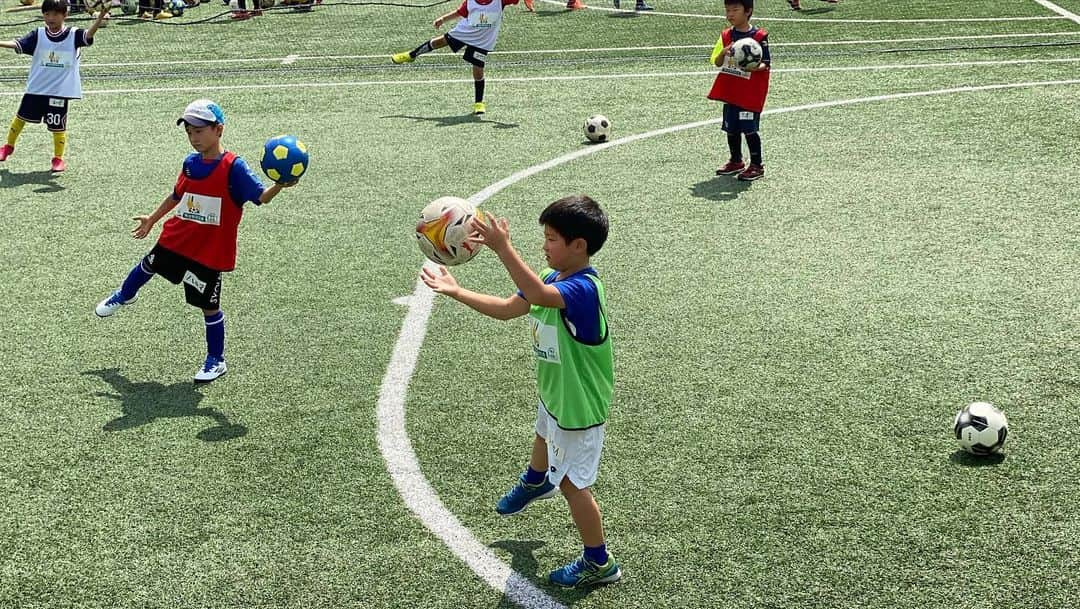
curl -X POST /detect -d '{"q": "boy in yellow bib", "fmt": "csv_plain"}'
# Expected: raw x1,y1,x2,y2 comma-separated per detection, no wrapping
422,195,620,588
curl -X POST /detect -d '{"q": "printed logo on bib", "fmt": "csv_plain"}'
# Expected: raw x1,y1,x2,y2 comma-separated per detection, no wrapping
48,98,65,108
471,13,495,28
42,50,72,69
175,193,223,226
719,55,751,80
530,316,561,363
182,270,207,294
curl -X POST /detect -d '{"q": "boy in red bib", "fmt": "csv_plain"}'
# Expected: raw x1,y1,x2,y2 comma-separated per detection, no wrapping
707,0,770,181
94,99,297,383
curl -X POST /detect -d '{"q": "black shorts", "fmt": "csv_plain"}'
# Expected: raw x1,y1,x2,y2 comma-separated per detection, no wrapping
444,34,489,68
144,244,223,310
722,103,761,134
17,94,70,132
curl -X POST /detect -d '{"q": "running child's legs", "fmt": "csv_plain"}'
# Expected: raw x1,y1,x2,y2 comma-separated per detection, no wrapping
473,65,485,104
5,117,25,148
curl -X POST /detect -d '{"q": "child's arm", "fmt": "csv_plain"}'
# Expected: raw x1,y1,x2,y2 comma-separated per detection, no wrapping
257,180,297,205
435,4,464,29
421,266,531,320
0,41,16,51
85,5,111,43
131,194,179,239
473,214,565,309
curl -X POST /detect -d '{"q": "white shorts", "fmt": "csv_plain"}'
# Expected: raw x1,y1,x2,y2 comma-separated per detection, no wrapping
534,401,606,489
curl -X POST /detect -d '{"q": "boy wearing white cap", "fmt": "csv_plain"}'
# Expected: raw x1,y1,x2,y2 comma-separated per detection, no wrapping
94,99,297,383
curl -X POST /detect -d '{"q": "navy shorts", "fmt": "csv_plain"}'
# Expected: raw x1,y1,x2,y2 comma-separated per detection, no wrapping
444,34,489,68
17,94,70,132
144,244,223,310
722,103,761,134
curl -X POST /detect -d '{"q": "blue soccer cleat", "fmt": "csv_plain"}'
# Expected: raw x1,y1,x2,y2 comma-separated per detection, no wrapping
495,474,558,516
549,554,622,588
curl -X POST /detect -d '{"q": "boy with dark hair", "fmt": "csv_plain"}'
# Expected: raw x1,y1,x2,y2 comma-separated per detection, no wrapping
391,0,523,115
94,99,298,383
421,194,620,588
0,0,110,172
708,0,771,181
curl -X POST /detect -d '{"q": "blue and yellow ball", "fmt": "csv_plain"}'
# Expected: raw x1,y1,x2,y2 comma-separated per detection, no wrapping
168,0,186,16
260,135,309,184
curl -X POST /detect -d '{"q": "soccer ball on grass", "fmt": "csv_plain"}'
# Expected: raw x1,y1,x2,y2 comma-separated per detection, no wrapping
583,114,611,143
953,401,1009,455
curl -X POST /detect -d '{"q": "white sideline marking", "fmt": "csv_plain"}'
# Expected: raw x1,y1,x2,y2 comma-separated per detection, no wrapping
3,31,1078,71
536,0,1068,22
3,58,1080,98
378,77,1080,608
1030,0,1080,24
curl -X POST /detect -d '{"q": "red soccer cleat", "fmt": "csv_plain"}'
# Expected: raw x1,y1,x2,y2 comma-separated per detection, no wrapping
524,0,534,10
715,160,745,176
566,0,585,9
737,164,765,182
0,144,12,162
50,157,67,172
787,0,801,9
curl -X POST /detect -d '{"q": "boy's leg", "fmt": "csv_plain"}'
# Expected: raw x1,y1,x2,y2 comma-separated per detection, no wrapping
95,257,155,317
393,35,448,64
195,308,228,383
496,433,558,515
549,479,621,588
51,131,67,172
473,65,486,115
716,105,746,175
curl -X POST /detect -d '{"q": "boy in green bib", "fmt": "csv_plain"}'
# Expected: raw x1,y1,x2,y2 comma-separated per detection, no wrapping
421,194,618,588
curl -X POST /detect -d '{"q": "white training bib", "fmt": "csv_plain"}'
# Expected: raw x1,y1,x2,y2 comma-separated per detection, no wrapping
26,27,82,99
448,0,505,51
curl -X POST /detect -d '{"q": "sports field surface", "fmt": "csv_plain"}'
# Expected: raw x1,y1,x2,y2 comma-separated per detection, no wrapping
1,1,1078,607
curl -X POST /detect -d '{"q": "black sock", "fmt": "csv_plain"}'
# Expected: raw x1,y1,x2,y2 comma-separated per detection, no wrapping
727,133,742,162
745,132,762,166
410,40,434,59
474,79,485,103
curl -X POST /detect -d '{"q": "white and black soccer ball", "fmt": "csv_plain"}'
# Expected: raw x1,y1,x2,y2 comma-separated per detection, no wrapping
731,38,763,70
415,196,485,266
583,114,611,143
953,401,1009,455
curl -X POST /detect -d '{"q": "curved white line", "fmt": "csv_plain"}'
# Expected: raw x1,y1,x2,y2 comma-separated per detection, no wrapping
380,77,1080,609
536,0,1067,22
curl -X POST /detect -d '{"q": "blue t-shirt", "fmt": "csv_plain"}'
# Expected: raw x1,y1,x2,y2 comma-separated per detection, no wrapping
518,267,604,345
171,153,266,206
731,26,771,65
14,27,91,56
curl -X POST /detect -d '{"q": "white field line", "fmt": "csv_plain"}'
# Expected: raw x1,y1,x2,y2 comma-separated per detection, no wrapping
536,0,1069,22
2,31,1077,71
4,57,1080,97
380,77,1080,608
1030,0,1080,24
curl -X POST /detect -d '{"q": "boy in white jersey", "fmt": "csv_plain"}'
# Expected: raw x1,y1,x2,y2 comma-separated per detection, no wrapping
391,0,522,115
422,195,621,588
0,0,110,172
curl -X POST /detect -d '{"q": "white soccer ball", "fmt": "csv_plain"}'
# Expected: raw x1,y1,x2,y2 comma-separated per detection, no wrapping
953,401,1009,455
415,196,485,266
731,38,763,70
583,115,611,143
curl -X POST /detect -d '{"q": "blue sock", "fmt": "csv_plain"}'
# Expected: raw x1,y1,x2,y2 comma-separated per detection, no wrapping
523,466,545,485
584,544,608,565
119,260,155,301
204,311,225,360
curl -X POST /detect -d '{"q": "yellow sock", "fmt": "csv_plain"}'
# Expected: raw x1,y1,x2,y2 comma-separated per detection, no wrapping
6,117,25,147
52,130,67,159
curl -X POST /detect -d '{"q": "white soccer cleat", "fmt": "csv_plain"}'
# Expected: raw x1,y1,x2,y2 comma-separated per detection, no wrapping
194,357,227,384
95,291,137,317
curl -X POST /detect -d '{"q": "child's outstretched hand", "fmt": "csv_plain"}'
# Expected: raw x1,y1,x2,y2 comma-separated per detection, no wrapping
471,212,512,254
131,215,155,239
421,265,460,295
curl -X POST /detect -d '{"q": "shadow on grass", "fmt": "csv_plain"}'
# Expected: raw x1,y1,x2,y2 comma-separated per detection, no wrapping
0,168,66,194
689,176,752,202
83,368,247,442
949,449,1006,466
381,114,519,130
491,539,603,607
